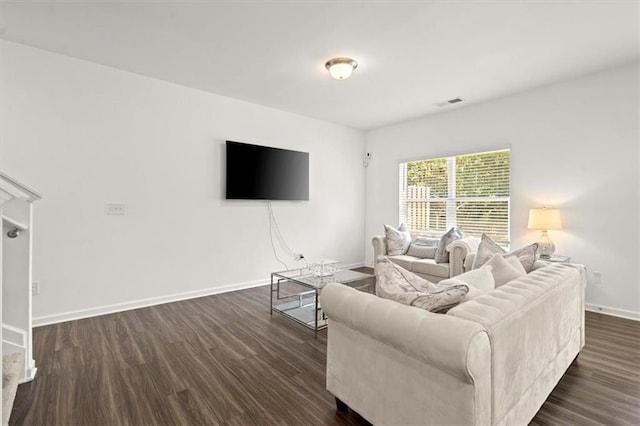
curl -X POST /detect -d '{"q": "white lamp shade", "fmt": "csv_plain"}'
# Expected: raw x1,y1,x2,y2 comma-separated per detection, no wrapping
528,208,562,230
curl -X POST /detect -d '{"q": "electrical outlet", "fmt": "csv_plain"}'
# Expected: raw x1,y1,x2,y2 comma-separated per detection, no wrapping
32,281,40,296
294,253,304,261
593,271,602,285
106,202,126,215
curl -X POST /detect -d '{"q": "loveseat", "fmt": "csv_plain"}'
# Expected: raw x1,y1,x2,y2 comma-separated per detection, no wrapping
372,233,480,282
320,263,586,425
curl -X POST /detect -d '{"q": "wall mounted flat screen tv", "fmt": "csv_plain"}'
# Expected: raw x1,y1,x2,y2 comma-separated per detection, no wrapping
226,141,309,201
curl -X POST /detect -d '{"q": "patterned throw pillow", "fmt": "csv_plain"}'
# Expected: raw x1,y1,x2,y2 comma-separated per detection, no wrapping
384,224,412,255
434,227,464,264
473,234,539,272
376,257,469,313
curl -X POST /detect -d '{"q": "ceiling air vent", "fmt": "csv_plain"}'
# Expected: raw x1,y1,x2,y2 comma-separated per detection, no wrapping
434,97,464,107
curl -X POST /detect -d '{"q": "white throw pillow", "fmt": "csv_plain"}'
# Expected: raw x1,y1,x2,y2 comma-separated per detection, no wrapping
441,265,495,303
505,255,527,275
485,253,526,287
441,265,495,292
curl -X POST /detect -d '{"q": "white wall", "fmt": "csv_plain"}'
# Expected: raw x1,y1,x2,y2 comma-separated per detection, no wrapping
0,41,366,324
365,63,640,317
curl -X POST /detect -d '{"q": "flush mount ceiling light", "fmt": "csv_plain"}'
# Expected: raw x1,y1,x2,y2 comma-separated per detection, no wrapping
325,57,358,80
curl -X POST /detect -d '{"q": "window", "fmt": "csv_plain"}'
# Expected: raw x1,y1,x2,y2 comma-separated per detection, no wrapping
399,149,510,245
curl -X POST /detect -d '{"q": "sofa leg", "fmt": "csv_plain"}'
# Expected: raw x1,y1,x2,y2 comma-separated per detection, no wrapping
335,397,349,412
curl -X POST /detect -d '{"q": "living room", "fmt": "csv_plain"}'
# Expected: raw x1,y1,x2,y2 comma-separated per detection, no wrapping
0,1,638,425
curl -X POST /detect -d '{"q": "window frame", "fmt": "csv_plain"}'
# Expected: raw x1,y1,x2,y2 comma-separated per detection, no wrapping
398,149,511,245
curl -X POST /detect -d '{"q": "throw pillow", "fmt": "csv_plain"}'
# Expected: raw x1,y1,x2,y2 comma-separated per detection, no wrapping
406,243,437,259
473,234,539,272
384,224,412,255
412,236,440,247
440,278,486,303
505,255,527,275
441,264,495,292
509,243,539,273
485,253,526,287
440,264,495,303
376,257,469,313
434,227,463,264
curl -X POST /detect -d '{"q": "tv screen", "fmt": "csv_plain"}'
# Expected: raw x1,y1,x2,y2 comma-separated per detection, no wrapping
225,141,309,201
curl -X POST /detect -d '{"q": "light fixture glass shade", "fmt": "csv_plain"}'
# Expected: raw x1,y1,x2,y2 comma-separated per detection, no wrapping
537,230,556,259
527,208,562,230
325,57,358,80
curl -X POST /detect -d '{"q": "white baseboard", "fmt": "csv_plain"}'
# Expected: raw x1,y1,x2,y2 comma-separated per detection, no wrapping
343,261,366,270
33,277,269,327
33,261,368,327
585,303,640,321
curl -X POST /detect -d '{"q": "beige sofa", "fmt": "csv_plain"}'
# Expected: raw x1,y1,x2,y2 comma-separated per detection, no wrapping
320,263,586,425
372,233,480,282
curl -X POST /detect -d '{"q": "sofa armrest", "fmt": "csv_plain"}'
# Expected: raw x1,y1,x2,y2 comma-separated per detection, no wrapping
372,235,387,263
447,237,481,277
320,282,489,382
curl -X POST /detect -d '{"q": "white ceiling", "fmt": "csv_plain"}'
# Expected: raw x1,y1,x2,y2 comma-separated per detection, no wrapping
1,1,638,130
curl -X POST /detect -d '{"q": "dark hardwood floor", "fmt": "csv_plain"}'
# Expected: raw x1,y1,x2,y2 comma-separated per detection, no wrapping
10,273,640,425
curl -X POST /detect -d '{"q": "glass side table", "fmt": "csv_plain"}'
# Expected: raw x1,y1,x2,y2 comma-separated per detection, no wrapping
544,254,571,263
270,268,374,337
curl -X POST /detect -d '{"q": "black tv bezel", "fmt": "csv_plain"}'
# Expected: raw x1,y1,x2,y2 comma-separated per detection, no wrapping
225,140,310,201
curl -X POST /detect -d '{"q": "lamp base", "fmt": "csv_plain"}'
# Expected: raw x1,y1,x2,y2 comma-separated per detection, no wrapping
537,230,556,259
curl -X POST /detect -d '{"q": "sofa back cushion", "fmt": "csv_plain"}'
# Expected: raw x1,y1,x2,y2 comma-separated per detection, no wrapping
406,243,437,259
446,264,586,424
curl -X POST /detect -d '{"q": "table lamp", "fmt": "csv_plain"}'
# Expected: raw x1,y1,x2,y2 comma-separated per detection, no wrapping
528,207,562,259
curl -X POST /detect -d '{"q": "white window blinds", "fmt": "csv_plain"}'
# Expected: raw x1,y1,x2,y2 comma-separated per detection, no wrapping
399,149,511,245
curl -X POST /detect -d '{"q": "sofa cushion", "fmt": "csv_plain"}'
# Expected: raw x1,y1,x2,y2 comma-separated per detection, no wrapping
406,236,440,259
435,227,463,264
411,258,450,278
413,236,440,246
406,243,437,259
386,255,415,271
376,258,468,313
384,224,412,255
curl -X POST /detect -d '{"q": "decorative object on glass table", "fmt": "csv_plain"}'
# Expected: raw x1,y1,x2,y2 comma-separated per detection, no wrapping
308,259,341,277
